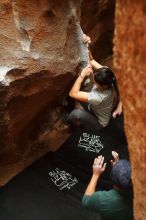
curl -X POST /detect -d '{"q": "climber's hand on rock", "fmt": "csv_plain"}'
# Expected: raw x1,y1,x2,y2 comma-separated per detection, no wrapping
112,101,123,118
80,64,93,78
81,34,91,44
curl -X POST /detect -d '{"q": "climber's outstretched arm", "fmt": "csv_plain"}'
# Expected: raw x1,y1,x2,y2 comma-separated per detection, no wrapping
81,34,103,69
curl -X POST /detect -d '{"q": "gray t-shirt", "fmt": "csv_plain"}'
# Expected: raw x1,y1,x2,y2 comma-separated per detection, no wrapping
88,85,114,127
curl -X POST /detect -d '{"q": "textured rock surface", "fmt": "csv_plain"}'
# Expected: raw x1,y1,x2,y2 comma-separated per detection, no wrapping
0,0,115,186
114,1,146,219
0,0,84,186
81,0,115,62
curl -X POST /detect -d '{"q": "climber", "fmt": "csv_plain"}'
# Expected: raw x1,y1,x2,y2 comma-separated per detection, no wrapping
82,34,123,119
65,34,122,131
82,151,134,220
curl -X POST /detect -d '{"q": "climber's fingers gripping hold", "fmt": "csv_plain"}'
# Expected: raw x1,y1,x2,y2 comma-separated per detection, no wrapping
81,34,91,44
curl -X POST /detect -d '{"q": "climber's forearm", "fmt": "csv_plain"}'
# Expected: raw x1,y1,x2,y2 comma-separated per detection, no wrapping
69,75,84,96
88,47,94,60
88,47,103,69
90,59,103,69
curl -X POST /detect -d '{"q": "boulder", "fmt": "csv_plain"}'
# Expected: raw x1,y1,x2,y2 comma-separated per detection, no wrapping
0,0,85,185
0,0,115,186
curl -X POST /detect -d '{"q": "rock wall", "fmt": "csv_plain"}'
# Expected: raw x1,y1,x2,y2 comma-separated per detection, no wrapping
0,0,115,186
0,0,84,186
114,1,146,220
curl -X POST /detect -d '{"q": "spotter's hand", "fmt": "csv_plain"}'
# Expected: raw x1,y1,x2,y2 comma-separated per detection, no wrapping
92,155,107,176
110,151,119,166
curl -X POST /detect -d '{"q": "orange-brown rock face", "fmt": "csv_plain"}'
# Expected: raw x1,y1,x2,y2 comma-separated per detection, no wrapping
0,0,115,186
0,0,85,185
114,1,146,219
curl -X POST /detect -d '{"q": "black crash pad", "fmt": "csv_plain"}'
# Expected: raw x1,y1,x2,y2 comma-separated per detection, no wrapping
0,115,128,220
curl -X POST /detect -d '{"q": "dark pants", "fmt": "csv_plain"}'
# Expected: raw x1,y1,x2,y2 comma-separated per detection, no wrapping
67,102,103,131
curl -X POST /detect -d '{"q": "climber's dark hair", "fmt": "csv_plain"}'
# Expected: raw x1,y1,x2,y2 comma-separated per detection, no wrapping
94,67,115,88
94,67,120,105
